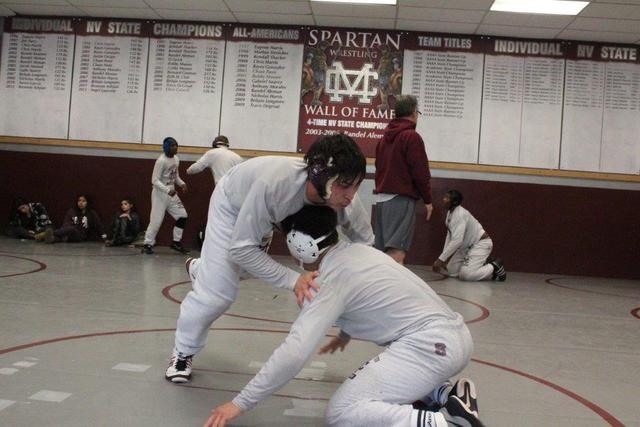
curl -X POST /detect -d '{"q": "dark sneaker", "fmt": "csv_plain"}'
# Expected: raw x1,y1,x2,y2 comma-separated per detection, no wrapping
170,241,190,254
441,395,485,427
141,244,154,255
449,378,478,415
491,259,506,282
165,354,193,383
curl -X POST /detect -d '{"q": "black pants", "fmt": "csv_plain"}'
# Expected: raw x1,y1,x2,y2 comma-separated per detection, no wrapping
110,218,136,246
6,225,37,239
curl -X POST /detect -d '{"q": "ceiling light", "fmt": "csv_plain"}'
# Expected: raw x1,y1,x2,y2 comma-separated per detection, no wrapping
490,0,589,15
311,0,397,5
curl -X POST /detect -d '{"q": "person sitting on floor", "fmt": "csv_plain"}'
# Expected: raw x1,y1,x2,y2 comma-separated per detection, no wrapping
105,197,141,247
41,194,107,244
6,197,53,240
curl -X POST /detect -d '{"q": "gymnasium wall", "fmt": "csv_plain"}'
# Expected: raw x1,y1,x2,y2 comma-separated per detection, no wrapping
2,149,638,280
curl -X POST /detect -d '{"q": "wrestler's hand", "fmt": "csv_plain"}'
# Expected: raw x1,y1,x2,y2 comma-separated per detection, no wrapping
432,259,446,273
293,270,320,307
425,203,433,221
319,336,349,354
204,401,243,427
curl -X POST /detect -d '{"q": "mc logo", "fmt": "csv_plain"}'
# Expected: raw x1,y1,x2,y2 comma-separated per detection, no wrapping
325,61,379,104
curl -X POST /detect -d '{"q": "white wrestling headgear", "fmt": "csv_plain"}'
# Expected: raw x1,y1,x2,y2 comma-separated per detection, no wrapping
286,229,332,264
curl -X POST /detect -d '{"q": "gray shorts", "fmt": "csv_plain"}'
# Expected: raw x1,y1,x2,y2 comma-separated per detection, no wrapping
374,195,416,252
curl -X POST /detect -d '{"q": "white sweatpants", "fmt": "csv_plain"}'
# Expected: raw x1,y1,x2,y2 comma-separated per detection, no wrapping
326,315,473,427
446,238,494,281
174,183,241,356
144,188,187,246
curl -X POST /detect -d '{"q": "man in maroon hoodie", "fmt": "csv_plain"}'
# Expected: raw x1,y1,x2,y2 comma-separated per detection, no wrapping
374,94,433,264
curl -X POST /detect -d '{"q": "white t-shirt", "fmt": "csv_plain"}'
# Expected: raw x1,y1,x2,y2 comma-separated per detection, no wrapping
220,156,374,290
186,146,243,183
151,154,185,193
439,205,486,261
232,241,459,411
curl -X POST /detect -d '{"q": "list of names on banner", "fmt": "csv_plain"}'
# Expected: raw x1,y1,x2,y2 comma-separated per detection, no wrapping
221,26,303,152
562,43,640,174
562,47,606,172
143,23,225,146
232,43,289,110
75,33,144,94
69,19,148,143
0,17,74,138
404,35,484,163
3,31,71,91
480,40,565,168
520,56,564,167
602,59,640,174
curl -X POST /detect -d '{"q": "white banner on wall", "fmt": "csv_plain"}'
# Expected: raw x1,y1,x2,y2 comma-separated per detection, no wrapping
519,56,564,168
0,18,74,138
561,59,605,172
601,62,640,174
479,41,565,169
143,22,225,147
68,19,148,143
404,34,484,164
561,43,640,174
219,25,304,153
479,54,524,166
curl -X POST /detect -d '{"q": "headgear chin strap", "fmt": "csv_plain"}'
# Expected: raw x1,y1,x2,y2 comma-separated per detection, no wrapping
286,229,332,264
307,156,337,200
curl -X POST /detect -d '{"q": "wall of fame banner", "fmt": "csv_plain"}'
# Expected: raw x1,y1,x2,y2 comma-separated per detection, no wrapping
298,28,405,158
1,16,640,176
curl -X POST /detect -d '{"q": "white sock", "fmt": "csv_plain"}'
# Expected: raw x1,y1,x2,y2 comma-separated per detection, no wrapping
431,381,453,406
410,409,447,427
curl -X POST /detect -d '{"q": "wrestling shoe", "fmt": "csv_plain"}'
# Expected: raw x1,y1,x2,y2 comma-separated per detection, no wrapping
491,259,506,282
170,241,190,254
141,244,154,255
165,354,193,383
441,396,485,427
449,378,478,415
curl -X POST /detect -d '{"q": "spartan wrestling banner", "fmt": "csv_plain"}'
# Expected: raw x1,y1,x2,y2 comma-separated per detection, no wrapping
298,28,405,157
